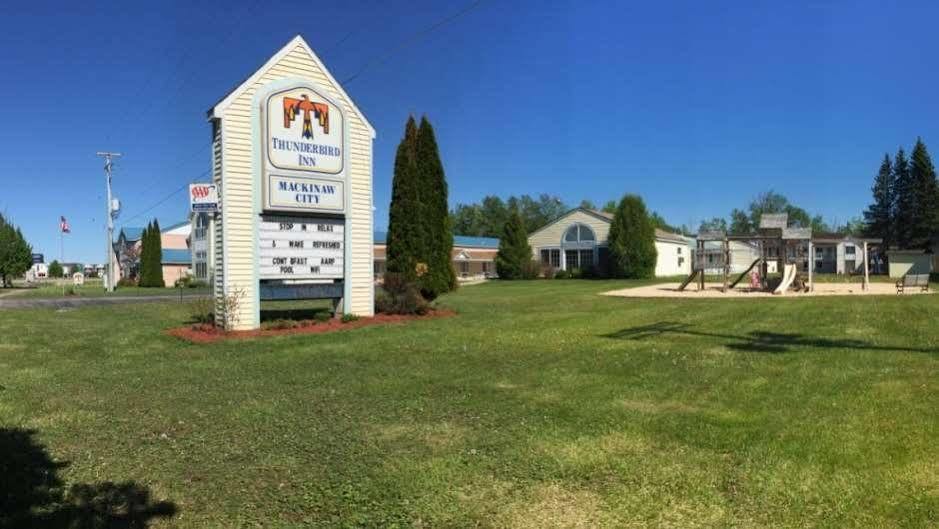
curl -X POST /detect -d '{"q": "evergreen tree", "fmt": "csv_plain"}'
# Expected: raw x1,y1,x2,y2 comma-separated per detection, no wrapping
48,260,63,278
415,116,456,297
892,148,914,248
863,154,895,247
495,209,534,279
607,194,658,279
908,138,939,250
0,215,33,287
139,222,152,285
386,117,423,283
150,219,164,287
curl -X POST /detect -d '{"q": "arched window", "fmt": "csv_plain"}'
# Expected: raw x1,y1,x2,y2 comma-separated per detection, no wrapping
564,224,595,244
561,224,597,270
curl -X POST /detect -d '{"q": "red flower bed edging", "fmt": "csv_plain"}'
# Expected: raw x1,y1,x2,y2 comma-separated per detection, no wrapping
166,310,455,344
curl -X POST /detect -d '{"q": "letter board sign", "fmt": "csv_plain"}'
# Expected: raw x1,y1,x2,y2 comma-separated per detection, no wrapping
258,215,343,280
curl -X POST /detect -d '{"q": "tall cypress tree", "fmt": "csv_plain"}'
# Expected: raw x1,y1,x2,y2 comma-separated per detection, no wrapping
416,116,456,297
150,219,164,287
908,137,939,250
139,222,152,285
386,117,422,283
495,208,534,279
892,148,913,248
607,194,658,279
863,153,895,248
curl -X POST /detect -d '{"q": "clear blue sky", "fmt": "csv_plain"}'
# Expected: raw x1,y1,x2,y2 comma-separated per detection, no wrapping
1,0,937,263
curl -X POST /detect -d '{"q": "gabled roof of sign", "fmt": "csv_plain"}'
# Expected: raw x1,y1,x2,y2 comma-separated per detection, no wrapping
208,35,375,137
374,231,500,249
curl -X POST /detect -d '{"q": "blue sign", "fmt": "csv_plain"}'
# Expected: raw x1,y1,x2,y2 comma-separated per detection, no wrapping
31,253,44,264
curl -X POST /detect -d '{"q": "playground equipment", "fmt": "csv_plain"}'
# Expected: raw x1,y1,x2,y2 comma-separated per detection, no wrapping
679,214,814,294
773,264,797,295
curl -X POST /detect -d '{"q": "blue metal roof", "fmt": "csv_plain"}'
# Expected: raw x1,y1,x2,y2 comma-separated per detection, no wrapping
120,227,146,242
374,231,499,249
161,249,191,264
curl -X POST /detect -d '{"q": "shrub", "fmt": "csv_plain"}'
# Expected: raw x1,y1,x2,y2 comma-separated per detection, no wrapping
117,277,137,288
541,265,557,279
174,276,192,288
188,297,214,325
64,285,77,296
569,267,584,279
341,313,360,324
376,272,430,315
608,194,658,279
495,210,535,279
188,279,209,289
263,319,299,330
554,269,572,280
314,311,332,323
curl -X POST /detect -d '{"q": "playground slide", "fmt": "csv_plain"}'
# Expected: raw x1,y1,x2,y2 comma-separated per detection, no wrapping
678,269,700,291
729,258,762,289
773,264,797,295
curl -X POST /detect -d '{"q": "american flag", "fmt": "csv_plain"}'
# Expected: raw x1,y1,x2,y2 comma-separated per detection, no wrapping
59,216,70,234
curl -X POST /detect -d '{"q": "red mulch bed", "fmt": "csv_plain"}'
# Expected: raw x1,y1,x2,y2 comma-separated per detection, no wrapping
167,310,456,343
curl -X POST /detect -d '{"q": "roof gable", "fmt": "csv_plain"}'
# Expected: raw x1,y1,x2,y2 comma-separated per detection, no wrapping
528,207,613,239
209,35,375,137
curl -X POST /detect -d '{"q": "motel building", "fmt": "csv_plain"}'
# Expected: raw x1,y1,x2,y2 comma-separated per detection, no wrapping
113,221,193,287
527,207,693,277
373,232,499,282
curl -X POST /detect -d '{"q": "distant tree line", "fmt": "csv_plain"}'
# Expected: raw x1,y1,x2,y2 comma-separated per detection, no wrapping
0,214,33,287
452,195,686,238
863,137,938,250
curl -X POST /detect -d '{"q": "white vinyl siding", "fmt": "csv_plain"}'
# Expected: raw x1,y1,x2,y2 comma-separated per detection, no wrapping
214,39,374,329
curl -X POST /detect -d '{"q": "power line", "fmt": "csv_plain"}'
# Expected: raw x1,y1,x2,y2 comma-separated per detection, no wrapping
341,0,485,85
119,169,211,227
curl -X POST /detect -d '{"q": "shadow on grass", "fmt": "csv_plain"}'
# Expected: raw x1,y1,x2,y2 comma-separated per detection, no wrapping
0,428,176,529
602,321,939,354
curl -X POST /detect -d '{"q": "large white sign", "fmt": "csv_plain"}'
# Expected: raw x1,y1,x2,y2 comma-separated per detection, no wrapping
266,86,344,175
259,216,344,280
189,183,219,212
265,174,344,213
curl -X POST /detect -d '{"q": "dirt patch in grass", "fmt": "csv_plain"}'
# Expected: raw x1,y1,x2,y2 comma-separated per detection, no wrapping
167,310,456,343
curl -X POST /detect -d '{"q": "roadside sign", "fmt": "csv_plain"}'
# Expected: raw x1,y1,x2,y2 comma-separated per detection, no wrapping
190,183,219,213
31,253,44,264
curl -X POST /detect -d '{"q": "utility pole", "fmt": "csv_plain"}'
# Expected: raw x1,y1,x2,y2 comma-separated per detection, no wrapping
97,152,121,293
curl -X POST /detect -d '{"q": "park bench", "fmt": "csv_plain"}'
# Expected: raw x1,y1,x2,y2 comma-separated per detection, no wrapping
896,273,930,294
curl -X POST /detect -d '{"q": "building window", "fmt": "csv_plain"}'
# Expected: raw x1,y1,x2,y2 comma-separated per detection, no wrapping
482,261,491,274
845,245,856,256
579,249,593,268
564,224,595,243
540,249,561,268
459,261,469,275
677,247,682,255
565,250,578,270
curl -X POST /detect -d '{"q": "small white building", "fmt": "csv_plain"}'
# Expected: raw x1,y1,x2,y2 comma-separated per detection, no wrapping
527,207,692,277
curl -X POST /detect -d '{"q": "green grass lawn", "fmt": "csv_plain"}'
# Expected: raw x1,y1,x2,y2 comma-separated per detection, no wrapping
3,280,210,299
1,280,937,527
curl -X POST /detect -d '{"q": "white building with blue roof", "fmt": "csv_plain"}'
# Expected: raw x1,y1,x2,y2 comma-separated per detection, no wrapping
373,232,500,281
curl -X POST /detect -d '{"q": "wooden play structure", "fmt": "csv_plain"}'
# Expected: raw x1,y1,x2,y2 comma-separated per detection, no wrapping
678,213,876,295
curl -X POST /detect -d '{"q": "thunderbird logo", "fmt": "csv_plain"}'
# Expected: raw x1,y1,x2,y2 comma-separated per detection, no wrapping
283,94,329,140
